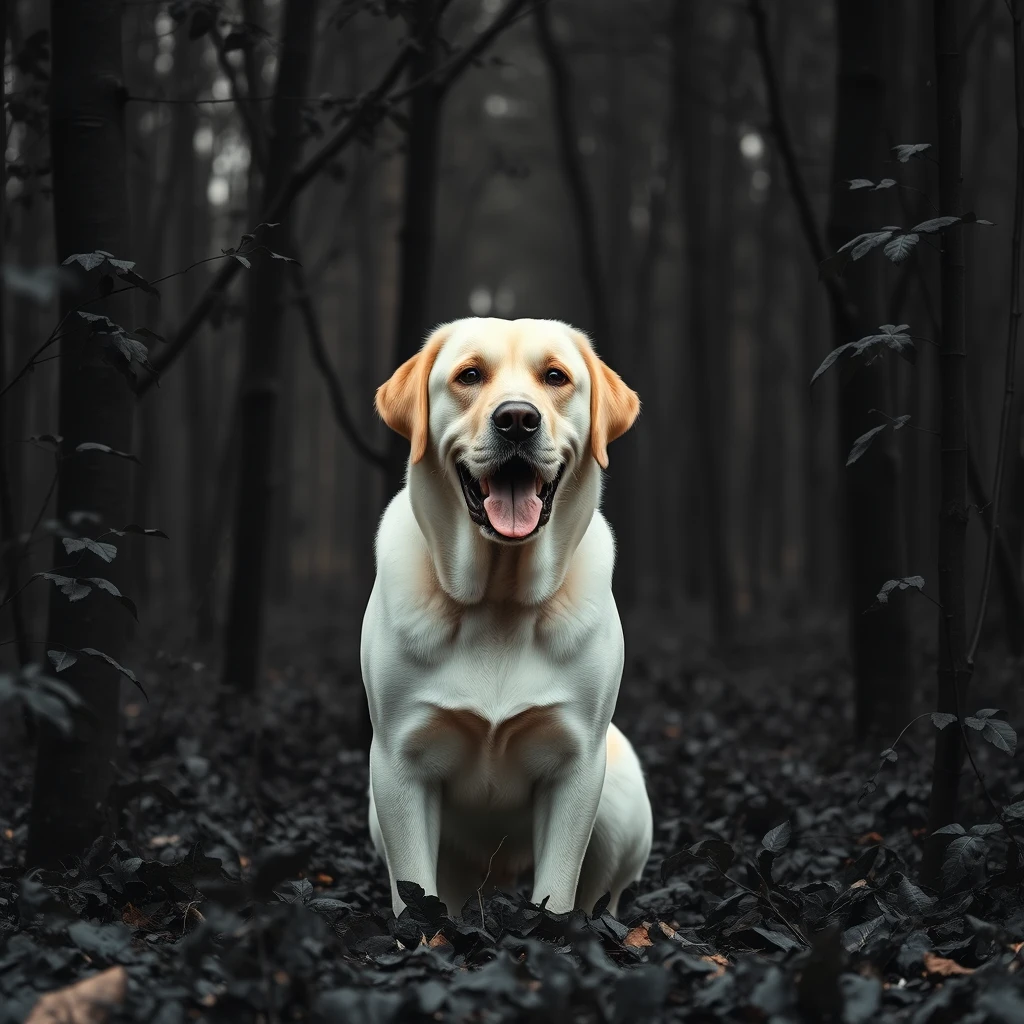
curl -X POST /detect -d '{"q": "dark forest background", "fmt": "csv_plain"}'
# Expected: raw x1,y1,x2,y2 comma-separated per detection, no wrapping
6,0,1023,708
3,0,1024,1019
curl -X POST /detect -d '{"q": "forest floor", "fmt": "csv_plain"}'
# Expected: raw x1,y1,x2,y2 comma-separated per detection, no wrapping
2,604,1024,1022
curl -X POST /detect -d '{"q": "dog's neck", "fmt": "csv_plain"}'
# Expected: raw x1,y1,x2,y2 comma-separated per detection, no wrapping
406,454,602,607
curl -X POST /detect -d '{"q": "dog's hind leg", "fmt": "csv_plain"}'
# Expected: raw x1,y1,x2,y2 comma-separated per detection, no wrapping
576,724,652,917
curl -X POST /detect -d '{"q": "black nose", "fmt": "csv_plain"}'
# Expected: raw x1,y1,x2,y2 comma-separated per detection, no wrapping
492,401,541,442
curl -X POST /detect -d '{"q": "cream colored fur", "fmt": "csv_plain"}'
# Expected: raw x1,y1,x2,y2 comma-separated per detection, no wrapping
361,317,652,918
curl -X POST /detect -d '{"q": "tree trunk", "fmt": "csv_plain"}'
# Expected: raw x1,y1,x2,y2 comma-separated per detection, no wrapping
173,41,214,640
923,0,970,883
827,0,912,738
675,1,734,646
385,0,443,498
27,0,133,866
222,0,318,690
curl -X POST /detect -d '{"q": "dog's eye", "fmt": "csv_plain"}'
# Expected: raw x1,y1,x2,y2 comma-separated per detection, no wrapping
544,368,569,387
456,367,482,385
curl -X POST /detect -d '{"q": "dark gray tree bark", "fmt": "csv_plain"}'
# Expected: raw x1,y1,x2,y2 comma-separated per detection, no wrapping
385,0,444,498
923,0,971,883
826,0,912,738
675,1,735,646
222,0,318,690
27,0,133,866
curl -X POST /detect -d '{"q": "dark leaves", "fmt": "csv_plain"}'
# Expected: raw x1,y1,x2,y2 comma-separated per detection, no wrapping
762,821,792,854
846,425,887,467
810,324,914,386
892,142,932,162
75,442,141,463
873,575,925,607
62,537,117,563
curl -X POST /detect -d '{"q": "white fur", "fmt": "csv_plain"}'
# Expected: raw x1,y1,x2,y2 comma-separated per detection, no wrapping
361,318,652,918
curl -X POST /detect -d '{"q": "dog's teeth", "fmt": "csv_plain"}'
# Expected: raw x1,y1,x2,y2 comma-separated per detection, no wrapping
535,475,543,496
480,478,490,497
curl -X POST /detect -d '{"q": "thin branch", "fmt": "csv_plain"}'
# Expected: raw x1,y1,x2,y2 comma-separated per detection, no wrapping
292,272,388,468
533,0,610,341
139,39,415,393
748,0,855,333
969,0,1024,663
216,18,386,472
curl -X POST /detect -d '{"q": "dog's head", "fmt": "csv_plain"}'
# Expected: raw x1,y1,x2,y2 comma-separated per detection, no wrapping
376,318,639,544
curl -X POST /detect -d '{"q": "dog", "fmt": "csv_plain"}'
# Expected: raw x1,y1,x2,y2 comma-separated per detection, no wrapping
361,317,652,918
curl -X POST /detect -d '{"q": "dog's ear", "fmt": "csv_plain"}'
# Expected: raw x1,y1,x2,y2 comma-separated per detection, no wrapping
375,326,451,464
574,331,640,469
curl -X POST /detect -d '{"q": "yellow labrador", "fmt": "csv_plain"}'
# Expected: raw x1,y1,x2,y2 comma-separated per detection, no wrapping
362,318,652,917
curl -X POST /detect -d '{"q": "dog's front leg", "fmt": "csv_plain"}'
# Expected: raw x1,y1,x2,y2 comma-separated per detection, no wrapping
531,752,605,914
369,742,442,917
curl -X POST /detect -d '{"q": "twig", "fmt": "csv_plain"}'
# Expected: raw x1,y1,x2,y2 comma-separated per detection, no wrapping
968,0,1024,663
210,18,386,471
477,835,507,927
747,0,855,333
292,276,388,468
533,0,609,341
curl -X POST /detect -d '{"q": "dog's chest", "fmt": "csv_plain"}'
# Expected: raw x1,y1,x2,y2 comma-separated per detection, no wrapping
403,701,576,808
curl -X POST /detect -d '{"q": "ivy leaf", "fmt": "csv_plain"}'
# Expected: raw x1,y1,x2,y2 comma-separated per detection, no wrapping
47,649,78,673
75,442,141,464
80,648,147,698
874,576,925,606
961,211,995,226
847,178,875,190
892,142,932,162
880,747,898,763
232,254,251,269
85,577,138,621
884,233,919,263
942,834,985,888
34,572,92,602
931,712,956,730
896,875,937,916
911,216,962,234
761,821,792,854
847,425,887,466
981,718,1016,755
268,251,300,264
874,178,897,190
932,823,966,836
970,823,1002,836
63,251,108,272
62,537,117,563
844,229,896,261
892,415,911,431
109,524,169,539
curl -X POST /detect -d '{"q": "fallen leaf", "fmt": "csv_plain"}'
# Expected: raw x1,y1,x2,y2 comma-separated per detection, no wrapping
658,921,676,939
3,828,13,841
850,879,868,889
315,872,334,885
923,951,974,976
624,925,653,948
429,931,451,948
857,831,884,845
702,953,729,978
25,966,127,1024
121,903,152,928
147,834,180,848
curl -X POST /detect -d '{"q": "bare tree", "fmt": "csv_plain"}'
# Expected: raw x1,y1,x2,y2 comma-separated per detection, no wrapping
27,0,133,865
923,0,972,881
674,1,735,646
222,0,319,691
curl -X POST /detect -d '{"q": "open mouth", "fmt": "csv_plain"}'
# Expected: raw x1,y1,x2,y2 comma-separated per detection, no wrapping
457,457,564,540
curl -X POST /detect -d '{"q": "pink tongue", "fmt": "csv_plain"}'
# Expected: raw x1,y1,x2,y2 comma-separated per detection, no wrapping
483,474,542,539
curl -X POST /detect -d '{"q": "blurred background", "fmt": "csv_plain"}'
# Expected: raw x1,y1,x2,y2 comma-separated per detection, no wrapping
2,0,1022,736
